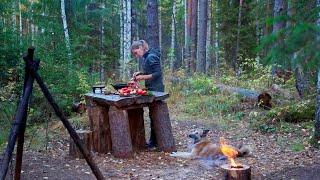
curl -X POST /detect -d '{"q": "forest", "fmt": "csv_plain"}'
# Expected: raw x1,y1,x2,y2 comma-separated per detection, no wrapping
1,0,320,179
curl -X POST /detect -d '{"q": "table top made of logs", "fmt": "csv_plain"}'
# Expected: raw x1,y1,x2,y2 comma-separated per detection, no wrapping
85,91,169,108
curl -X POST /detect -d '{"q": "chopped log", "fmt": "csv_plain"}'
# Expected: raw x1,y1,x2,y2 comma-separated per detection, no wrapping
128,108,146,150
108,106,133,158
69,130,93,159
257,92,272,110
72,102,87,115
149,101,176,152
85,97,112,153
220,164,251,180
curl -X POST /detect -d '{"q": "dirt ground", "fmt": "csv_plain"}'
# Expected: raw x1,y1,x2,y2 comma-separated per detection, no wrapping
2,113,320,180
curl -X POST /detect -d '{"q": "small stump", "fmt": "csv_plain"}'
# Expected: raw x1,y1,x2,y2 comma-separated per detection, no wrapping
220,164,251,180
69,130,93,159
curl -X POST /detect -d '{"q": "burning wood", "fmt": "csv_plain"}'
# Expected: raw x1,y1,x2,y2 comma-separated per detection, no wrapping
219,137,251,180
220,137,243,168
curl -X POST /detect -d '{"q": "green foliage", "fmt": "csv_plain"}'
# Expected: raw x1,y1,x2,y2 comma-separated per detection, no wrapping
266,100,315,123
249,99,316,135
0,82,17,150
259,1,320,72
182,75,219,96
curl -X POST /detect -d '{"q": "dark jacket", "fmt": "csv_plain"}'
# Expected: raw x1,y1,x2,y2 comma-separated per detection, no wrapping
142,48,164,92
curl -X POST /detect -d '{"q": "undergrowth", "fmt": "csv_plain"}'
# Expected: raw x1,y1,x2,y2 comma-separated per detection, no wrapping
165,65,317,150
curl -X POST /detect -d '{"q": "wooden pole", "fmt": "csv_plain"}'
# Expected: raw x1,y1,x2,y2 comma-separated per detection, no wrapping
15,47,37,180
28,66,105,180
0,48,38,180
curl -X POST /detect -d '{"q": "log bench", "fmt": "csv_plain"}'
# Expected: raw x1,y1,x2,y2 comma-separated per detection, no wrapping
84,91,176,158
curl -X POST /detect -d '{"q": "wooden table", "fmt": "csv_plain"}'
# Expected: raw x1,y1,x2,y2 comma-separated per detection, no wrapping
84,91,176,158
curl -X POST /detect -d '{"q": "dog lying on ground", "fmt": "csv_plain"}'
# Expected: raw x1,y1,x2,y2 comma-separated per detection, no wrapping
170,129,251,159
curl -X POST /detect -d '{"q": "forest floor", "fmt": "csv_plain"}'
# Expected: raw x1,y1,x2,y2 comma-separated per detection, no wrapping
2,108,320,180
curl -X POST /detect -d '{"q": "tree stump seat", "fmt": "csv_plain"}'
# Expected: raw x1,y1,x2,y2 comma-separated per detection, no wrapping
85,91,176,159
69,130,93,159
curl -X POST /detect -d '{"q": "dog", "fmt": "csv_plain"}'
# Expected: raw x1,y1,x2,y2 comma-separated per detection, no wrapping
170,129,251,159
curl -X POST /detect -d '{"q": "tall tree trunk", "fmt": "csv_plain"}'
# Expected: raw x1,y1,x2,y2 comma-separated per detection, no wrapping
19,0,23,55
205,0,212,74
184,0,192,75
287,0,309,99
131,0,139,41
264,0,274,57
61,0,73,72
120,0,132,81
120,0,124,78
273,0,285,34
158,0,162,54
100,3,105,82
214,0,220,76
271,0,286,75
314,0,320,143
170,0,177,73
190,0,198,73
147,0,160,49
234,0,243,75
196,0,207,74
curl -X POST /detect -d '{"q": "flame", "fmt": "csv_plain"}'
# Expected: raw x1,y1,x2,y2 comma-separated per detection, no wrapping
220,137,242,168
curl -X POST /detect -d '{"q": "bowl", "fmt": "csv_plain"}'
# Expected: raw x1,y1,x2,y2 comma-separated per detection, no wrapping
111,83,128,90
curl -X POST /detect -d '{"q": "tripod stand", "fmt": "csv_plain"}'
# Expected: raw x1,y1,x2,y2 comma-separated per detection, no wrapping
0,47,104,180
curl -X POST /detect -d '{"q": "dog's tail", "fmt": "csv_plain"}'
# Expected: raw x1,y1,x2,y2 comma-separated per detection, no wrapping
237,145,252,157
170,152,192,158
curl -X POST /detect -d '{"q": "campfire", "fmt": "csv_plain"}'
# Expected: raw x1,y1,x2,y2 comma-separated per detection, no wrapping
219,137,251,180
220,137,243,168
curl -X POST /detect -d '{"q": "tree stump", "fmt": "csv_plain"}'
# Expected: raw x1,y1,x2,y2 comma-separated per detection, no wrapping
149,101,176,152
220,164,251,180
85,97,112,153
108,106,133,158
69,130,93,159
128,108,146,150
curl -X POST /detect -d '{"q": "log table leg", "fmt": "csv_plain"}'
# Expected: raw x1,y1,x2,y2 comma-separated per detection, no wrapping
128,108,146,150
108,106,133,158
85,97,112,153
150,100,176,152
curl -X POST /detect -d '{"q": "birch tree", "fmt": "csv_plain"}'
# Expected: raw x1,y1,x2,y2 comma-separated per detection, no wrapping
170,0,177,73
120,0,132,81
60,0,72,71
196,0,207,73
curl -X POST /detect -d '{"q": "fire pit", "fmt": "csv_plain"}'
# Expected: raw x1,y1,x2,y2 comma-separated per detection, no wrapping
219,137,251,180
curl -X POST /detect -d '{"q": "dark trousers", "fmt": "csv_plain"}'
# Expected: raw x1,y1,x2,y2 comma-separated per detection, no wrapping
149,116,157,145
